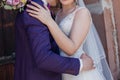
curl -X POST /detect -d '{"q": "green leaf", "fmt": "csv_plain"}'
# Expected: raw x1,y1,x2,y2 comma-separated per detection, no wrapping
4,5,13,10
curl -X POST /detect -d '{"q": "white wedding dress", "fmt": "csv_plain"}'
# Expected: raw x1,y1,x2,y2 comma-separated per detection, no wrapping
56,7,106,80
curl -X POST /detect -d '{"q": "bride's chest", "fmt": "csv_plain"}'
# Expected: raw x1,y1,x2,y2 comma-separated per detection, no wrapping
58,14,75,36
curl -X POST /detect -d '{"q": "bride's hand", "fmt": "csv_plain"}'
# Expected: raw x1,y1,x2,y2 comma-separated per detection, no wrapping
26,1,52,25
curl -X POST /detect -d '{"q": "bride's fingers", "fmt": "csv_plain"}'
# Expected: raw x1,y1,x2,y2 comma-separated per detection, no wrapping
28,13,38,19
44,4,49,11
31,1,44,10
43,5,50,15
27,4,40,12
26,9,39,15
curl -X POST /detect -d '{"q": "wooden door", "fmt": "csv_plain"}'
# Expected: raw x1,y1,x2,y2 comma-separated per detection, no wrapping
0,8,17,80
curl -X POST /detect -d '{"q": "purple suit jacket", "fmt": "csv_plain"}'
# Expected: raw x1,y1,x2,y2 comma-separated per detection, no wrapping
14,0,80,80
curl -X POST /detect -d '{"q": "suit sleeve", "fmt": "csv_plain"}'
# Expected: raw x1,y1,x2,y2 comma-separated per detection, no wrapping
23,11,80,75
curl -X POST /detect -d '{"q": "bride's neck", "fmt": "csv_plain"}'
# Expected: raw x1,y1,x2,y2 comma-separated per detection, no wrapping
62,3,76,13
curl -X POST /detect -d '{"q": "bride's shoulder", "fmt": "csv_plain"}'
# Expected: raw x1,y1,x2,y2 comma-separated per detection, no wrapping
74,7,91,22
76,6,89,13
75,6,91,16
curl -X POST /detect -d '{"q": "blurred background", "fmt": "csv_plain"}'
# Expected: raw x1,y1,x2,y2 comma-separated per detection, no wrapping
0,0,120,80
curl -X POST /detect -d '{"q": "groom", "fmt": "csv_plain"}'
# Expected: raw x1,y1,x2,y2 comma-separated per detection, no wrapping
14,0,94,80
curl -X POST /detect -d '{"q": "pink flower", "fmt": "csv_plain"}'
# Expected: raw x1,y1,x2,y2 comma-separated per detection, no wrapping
13,0,20,5
6,0,20,6
1,0,27,10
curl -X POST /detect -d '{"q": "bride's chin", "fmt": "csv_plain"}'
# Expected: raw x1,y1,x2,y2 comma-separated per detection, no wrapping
60,0,70,4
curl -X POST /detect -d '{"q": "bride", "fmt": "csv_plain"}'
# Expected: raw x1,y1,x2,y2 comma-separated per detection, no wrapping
26,0,113,80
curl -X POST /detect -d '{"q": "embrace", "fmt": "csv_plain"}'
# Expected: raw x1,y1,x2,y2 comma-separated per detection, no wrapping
14,0,113,80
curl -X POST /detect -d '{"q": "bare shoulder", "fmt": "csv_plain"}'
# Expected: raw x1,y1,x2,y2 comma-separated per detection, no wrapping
73,7,91,29
75,7,91,19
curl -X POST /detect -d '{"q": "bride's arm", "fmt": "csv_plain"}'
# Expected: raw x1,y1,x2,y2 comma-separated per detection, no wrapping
47,9,91,55
26,2,91,55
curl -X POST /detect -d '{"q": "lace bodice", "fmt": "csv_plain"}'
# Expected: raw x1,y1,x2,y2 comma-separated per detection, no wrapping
56,7,86,58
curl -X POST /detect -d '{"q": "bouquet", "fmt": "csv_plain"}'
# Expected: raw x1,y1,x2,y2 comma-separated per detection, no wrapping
0,0,28,11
